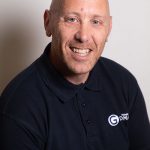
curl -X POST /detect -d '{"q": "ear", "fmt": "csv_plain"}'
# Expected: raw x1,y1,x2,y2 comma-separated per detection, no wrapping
108,16,112,36
106,16,112,42
44,10,51,37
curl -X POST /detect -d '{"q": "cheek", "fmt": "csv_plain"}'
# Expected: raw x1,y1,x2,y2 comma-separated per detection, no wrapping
52,22,66,40
58,22,79,39
96,30,108,40
61,27,76,40
54,27,69,44
93,30,108,47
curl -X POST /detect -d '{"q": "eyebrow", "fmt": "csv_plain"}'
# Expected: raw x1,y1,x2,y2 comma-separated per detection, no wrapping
62,12,107,19
62,12,81,16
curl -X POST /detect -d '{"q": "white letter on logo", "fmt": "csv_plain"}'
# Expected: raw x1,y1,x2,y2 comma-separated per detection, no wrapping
108,114,119,126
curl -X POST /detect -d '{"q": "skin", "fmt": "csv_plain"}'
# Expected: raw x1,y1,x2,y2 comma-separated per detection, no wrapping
44,0,112,85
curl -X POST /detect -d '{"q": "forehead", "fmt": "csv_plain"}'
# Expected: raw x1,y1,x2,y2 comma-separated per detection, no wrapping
59,0,109,16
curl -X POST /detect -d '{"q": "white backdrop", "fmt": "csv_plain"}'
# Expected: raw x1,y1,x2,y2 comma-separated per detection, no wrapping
0,0,150,117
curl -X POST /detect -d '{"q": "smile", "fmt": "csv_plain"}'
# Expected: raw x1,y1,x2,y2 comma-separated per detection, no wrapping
71,48,91,57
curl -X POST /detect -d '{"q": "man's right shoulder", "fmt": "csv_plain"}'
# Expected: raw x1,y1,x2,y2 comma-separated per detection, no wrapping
1,60,39,98
0,58,51,136
0,58,48,112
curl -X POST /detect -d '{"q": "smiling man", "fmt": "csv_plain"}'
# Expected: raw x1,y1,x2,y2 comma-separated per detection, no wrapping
44,0,111,84
0,0,150,150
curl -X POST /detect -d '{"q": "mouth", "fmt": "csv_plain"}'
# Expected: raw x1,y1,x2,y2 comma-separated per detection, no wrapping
70,47,91,57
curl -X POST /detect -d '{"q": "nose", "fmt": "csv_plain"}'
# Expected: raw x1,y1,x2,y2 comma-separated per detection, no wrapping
75,23,90,43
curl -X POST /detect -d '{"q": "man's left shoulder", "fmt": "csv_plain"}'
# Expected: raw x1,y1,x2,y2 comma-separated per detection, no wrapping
97,57,137,84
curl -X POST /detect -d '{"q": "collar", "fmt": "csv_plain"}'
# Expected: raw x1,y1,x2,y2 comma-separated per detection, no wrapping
36,43,103,103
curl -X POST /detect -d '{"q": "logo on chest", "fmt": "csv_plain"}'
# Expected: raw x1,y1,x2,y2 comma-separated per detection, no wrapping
108,113,129,126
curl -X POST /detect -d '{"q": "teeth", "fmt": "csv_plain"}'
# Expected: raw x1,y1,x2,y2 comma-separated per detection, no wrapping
72,48,90,56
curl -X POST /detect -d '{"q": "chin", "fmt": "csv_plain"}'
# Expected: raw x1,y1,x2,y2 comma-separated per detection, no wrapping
65,59,96,76
70,66,92,75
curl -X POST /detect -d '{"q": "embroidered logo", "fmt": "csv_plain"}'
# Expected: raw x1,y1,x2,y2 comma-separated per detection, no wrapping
108,113,129,126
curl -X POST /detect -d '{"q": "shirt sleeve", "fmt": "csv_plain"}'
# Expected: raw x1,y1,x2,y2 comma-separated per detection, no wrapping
128,81,150,150
0,113,45,150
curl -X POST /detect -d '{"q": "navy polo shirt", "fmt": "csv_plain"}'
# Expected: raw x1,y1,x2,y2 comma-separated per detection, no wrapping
0,43,150,150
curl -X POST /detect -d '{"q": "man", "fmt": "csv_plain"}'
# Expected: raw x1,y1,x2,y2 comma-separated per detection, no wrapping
0,0,150,149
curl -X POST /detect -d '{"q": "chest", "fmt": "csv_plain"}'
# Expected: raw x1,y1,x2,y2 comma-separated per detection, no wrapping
46,89,129,150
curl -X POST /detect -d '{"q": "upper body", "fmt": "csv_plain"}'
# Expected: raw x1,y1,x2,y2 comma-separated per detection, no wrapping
0,43,150,150
0,0,150,149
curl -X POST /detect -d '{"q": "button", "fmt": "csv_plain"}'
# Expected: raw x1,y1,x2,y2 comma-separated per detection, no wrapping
87,120,91,124
81,103,86,107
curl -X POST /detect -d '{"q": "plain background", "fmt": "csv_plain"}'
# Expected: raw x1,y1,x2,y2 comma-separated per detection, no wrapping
0,0,150,117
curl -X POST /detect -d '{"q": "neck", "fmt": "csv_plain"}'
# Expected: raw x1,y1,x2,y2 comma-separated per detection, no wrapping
51,59,89,85
65,73,89,85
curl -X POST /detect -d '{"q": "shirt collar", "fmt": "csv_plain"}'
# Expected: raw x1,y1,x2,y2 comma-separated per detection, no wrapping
37,43,103,103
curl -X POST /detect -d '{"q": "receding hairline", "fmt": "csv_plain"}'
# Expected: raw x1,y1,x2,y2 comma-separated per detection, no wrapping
49,0,110,15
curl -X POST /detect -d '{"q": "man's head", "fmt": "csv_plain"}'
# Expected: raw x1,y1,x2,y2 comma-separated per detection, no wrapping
44,0,112,84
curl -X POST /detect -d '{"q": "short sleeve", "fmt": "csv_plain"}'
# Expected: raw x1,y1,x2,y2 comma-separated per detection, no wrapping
128,80,150,150
0,113,45,150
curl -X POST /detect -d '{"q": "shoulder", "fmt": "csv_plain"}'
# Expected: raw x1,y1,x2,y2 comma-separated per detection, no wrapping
0,59,49,143
99,57,131,74
1,60,39,99
95,57,145,112
98,57,137,83
97,57,141,103
0,59,47,116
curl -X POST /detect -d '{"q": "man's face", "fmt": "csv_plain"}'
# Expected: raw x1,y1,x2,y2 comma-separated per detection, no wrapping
44,0,112,82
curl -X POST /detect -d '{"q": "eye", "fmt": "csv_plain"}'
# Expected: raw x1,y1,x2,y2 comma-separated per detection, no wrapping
91,19,104,26
65,17,78,23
